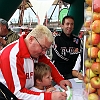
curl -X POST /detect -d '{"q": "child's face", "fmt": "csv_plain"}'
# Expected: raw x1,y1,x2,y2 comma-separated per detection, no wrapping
41,71,52,87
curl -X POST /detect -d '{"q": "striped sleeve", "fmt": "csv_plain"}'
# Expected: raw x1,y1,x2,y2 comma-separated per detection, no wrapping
0,42,52,100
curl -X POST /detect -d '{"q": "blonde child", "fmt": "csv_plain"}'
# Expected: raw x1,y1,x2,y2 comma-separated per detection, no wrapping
30,62,56,92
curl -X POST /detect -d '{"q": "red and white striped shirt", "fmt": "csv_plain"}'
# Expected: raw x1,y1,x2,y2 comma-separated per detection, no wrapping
0,35,64,100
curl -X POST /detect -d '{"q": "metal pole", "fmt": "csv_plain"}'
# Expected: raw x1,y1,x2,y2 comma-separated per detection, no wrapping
49,0,59,21
27,1,37,16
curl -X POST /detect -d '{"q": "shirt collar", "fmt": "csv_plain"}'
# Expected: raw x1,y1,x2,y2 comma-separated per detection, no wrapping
61,31,73,41
18,35,31,58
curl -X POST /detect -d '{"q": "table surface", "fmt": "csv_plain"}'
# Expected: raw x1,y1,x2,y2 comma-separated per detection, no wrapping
69,78,86,100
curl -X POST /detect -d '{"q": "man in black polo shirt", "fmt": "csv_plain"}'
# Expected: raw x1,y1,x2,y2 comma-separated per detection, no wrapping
52,16,83,79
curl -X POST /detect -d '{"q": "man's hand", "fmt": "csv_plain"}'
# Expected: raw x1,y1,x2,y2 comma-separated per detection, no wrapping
59,80,72,91
52,91,67,100
77,73,83,80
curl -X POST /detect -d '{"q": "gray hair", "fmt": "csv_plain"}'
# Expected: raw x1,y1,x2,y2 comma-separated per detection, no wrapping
0,18,8,29
26,25,54,43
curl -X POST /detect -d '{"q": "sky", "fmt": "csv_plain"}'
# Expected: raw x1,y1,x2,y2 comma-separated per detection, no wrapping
8,5,60,25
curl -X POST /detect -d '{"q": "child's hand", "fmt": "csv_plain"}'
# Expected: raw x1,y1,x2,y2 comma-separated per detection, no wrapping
46,87,56,92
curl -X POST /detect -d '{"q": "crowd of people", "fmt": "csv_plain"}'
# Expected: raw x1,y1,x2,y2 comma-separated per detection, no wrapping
0,16,83,100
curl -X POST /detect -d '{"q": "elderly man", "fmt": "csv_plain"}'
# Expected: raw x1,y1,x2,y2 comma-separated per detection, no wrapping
0,18,19,48
0,25,72,100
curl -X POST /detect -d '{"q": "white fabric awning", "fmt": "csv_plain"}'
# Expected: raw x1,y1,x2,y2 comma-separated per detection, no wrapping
29,0,55,25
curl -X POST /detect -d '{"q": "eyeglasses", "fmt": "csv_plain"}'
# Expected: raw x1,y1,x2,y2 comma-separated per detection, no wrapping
34,37,49,51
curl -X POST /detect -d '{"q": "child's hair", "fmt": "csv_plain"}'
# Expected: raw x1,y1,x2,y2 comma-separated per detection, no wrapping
34,62,51,86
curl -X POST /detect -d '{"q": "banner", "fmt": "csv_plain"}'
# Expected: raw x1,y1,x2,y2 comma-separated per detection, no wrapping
59,8,69,24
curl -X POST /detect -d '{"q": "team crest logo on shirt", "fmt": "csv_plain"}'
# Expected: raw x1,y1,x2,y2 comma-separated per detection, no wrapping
73,38,79,44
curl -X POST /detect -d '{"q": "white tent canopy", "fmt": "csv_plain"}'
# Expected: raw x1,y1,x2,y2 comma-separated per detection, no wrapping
29,0,55,25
